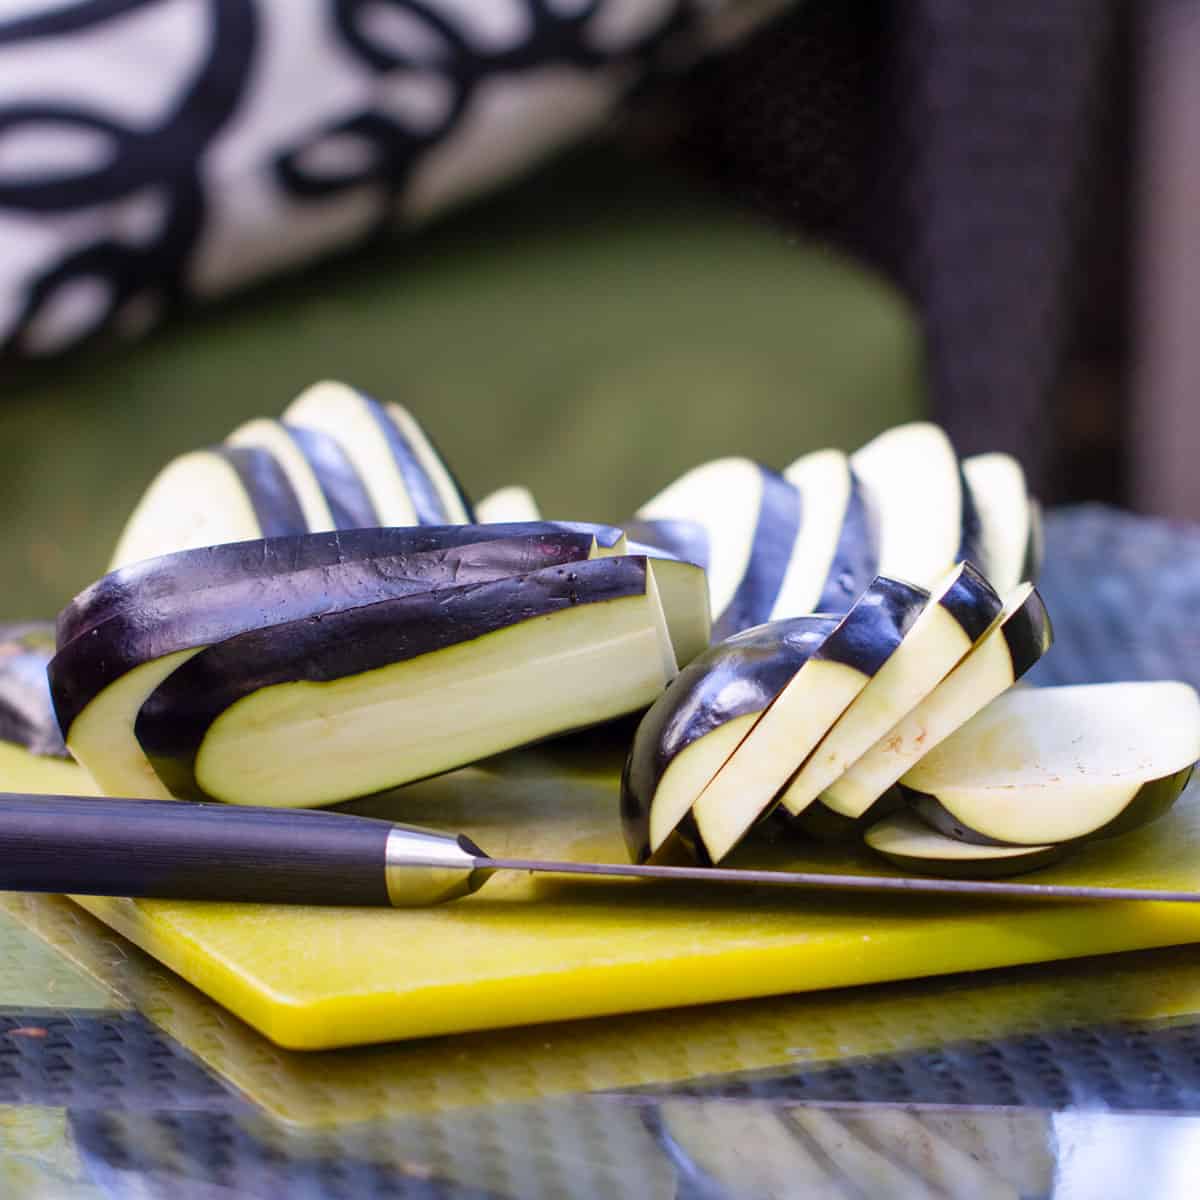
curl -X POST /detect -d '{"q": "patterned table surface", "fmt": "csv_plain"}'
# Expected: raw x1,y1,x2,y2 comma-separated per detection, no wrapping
1,505,1199,1200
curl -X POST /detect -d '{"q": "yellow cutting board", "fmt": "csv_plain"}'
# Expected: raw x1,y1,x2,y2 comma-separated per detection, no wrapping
4,739,1200,1051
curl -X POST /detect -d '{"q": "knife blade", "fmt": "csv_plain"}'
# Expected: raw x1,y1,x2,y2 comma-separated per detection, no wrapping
0,792,1194,907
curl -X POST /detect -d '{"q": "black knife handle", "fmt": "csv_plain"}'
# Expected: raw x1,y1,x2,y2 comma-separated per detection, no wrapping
0,793,391,904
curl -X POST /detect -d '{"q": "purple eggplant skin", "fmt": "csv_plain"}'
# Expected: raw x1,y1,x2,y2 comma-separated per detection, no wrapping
622,519,710,571
50,530,609,740
56,521,626,651
621,615,841,863
813,466,878,615
0,623,68,757
135,556,660,802
220,445,309,538
282,423,380,530
710,467,803,643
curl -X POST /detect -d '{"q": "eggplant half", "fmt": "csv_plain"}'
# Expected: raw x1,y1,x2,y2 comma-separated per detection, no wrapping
819,581,1053,823
108,446,309,570
136,556,678,807
778,448,877,616
865,812,1066,878
689,576,930,862
850,422,981,589
902,681,1200,846
227,418,379,531
475,486,542,524
775,561,1003,824
52,527,617,799
621,615,840,863
636,458,802,640
0,623,68,757
284,380,473,526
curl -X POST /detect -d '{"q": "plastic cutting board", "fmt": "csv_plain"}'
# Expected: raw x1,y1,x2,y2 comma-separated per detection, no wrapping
4,739,1200,1051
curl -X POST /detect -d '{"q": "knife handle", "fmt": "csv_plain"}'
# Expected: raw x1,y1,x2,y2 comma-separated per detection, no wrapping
0,793,483,906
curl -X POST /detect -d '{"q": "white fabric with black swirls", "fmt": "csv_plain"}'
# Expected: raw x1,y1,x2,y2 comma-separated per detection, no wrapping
0,0,791,357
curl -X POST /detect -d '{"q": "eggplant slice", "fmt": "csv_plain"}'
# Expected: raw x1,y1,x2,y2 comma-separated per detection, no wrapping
850,423,968,589
962,452,1032,593
284,380,470,526
636,458,801,639
819,581,1052,822
109,446,309,570
53,529,614,799
902,681,1200,846
865,812,1065,878
689,576,930,862
775,561,1003,824
137,556,678,807
777,448,877,617
475,486,542,524
0,622,68,758
621,615,840,862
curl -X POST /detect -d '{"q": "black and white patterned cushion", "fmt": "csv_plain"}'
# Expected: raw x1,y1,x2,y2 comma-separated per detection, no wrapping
0,0,792,357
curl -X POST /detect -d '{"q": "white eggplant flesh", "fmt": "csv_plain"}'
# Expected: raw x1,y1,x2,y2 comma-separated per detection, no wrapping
902,681,1200,845
820,581,1052,820
109,446,308,570
475,486,542,524
777,561,1002,820
775,449,877,617
865,811,1065,877
850,422,966,589
962,452,1030,592
689,577,930,863
626,546,711,668
636,458,801,637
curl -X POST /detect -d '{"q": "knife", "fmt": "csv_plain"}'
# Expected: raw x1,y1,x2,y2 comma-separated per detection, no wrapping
0,792,1194,907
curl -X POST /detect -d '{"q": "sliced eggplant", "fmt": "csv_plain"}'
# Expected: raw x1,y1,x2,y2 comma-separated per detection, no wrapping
636,458,801,639
53,528,614,799
0,622,67,757
475,486,542,524
819,582,1052,822
621,615,840,863
227,418,379,531
689,577,930,863
625,544,711,668
962,452,1031,592
865,812,1065,878
902,681,1200,846
778,448,877,616
776,561,1003,823
850,423,972,589
621,519,709,573
136,556,678,807
108,446,309,570
284,380,471,526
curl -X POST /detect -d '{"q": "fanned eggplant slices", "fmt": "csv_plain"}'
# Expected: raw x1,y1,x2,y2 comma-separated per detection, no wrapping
24,389,1199,882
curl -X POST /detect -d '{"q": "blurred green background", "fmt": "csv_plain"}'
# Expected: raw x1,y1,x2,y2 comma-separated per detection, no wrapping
2,146,925,619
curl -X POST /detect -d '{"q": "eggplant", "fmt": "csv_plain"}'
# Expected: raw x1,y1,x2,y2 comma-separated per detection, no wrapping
52,528,616,799
621,519,710,573
902,681,1200,846
284,381,473,525
625,543,711,668
689,577,930,863
778,448,877,616
636,458,802,640
864,811,1066,877
108,446,309,570
475,486,542,524
774,560,1003,824
227,418,379,531
818,581,1053,824
850,422,978,589
621,615,840,863
962,452,1036,591
0,623,68,757
135,556,678,807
